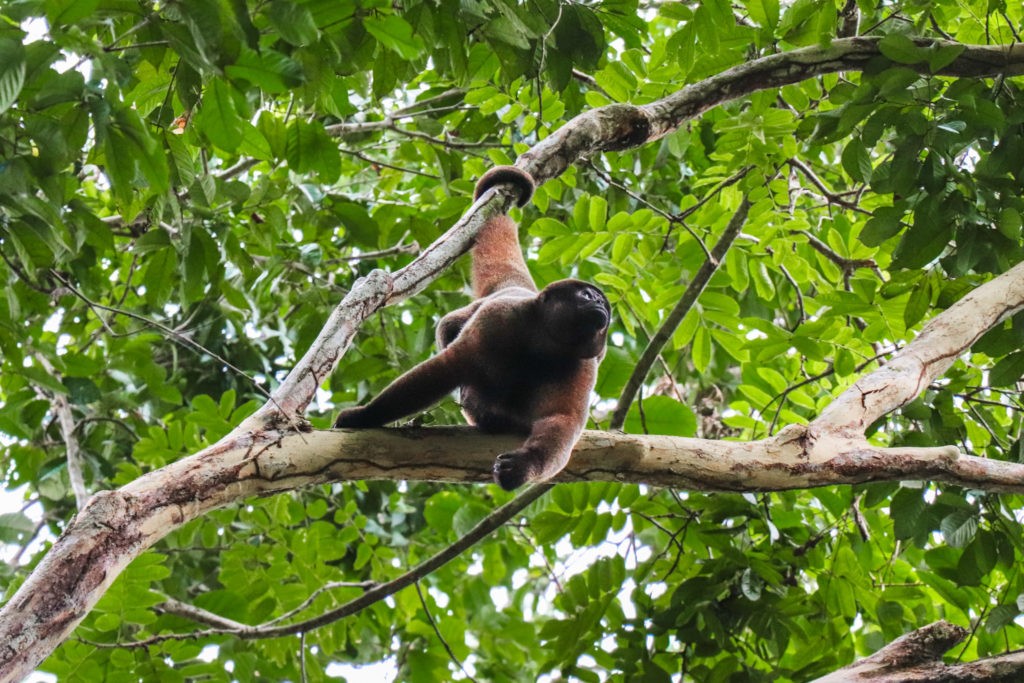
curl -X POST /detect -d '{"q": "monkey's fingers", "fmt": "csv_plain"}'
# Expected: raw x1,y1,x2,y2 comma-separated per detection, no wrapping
333,407,378,428
493,449,538,490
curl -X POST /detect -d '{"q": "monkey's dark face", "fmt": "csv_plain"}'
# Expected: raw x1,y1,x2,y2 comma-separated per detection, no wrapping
536,280,610,358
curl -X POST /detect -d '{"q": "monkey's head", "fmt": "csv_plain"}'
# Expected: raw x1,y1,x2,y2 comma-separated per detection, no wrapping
535,279,610,359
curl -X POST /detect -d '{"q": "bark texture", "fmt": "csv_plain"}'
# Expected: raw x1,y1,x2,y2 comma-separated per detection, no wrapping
813,621,1024,682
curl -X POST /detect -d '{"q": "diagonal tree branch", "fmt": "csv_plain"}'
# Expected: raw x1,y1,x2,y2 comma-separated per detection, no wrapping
609,197,751,430
811,620,1024,682
809,259,1024,439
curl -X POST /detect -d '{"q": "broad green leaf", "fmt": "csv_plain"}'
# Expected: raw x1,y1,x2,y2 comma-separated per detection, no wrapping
903,277,931,329
878,34,928,65
364,14,424,60
691,324,712,373
226,49,304,93
841,137,872,183
929,44,966,72
990,351,1024,387
624,395,697,437
196,78,243,152
0,39,26,115
285,119,340,182
266,0,319,46
997,207,1022,240
940,510,977,549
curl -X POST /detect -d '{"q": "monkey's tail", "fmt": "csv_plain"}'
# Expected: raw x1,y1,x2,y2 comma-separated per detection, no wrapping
471,215,537,297
474,165,535,207
471,166,538,298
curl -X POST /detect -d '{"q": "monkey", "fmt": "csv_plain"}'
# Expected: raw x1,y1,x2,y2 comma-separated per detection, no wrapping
334,166,611,490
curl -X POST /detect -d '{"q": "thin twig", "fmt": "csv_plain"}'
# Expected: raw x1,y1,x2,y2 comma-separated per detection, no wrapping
794,230,877,272
610,197,752,430
33,354,88,510
325,240,421,265
787,158,871,215
415,581,479,682
49,272,284,413
262,581,377,626
337,149,441,179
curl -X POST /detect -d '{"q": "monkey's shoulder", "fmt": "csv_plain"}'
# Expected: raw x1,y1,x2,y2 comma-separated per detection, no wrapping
436,287,536,351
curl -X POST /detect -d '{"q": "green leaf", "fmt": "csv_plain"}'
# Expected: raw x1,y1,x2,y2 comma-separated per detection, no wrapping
556,5,606,70
841,137,872,183
997,207,1022,240
878,34,928,65
46,0,101,25
990,351,1024,388
286,119,340,181
588,195,608,231
63,377,102,405
748,0,780,29
890,487,926,541
939,510,977,549
892,204,953,270
0,39,26,115
691,323,711,373
111,109,169,195
903,277,931,329
197,78,243,153
833,348,855,376
266,0,320,46
984,604,1018,634
226,48,304,93
143,248,176,308
624,395,697,437
364,15,424,60
0,512,35,543
928,44,965,72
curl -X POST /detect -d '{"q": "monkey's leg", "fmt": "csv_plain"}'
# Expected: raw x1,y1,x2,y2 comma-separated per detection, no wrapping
492,414,583,490
334,351,464,428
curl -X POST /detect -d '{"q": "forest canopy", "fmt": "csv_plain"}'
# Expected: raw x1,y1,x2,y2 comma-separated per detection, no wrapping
2,0,1024,681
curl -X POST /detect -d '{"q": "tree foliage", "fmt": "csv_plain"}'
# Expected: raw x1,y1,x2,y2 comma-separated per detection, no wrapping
2,0,1024,680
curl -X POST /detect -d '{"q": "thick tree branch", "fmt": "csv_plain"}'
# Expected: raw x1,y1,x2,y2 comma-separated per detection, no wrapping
813,620,1024,682
810,259,1024,439
521,38,1024,183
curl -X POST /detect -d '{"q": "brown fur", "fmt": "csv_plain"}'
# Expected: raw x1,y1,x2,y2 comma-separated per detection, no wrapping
335,166,610,490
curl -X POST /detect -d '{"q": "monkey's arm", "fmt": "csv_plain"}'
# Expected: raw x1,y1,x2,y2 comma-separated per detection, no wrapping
493,413,585,490
334,349,467,428
492,363,596,490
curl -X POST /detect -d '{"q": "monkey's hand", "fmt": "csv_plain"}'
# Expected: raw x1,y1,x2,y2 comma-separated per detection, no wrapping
493,448,547,491
333,406,379,428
